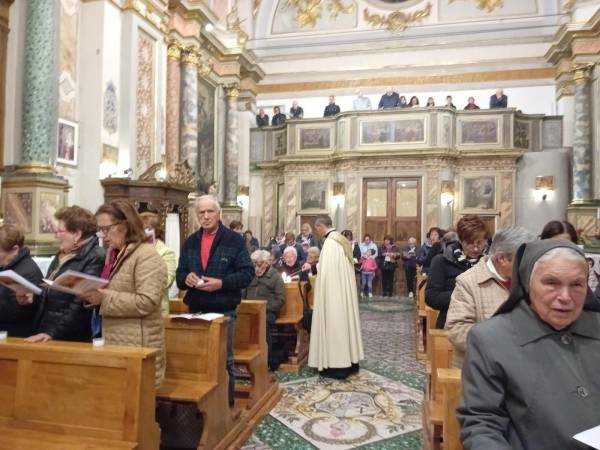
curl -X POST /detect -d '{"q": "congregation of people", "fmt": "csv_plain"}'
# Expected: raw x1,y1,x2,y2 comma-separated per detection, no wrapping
255,87,508,126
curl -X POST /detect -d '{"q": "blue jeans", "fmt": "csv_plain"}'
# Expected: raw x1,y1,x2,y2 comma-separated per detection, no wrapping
223,310,237,407
361,272,374,294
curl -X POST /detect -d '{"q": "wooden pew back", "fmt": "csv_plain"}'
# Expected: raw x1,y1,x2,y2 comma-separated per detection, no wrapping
438,368,463,450
430,330,454,401
234,300,267,352
0,338,158,449
277,282,305,324
169,297,189,314
425,306,440,361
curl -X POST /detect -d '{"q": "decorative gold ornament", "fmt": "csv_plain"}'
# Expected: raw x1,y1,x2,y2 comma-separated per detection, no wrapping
123,0,168,33
449,0,504,13
573,63,594,82
327,0,354,19
167,42,182,60
198,59,213,77
253,0,262,17
364,3,432,33
182,47,200,66
286,0,354,28
225,83,240,98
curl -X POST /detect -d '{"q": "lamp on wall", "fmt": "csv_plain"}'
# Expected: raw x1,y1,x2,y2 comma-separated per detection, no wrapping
333,182,345,208
535,176,554,201
440,180,455,206
237,185,250,208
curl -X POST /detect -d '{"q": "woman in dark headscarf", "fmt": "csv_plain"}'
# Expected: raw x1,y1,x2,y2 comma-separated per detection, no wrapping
457,239,600,450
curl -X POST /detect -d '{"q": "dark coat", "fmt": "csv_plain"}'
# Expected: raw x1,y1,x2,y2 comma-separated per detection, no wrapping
176,222,254,313
34,236,105,341
420,242,442,274
289,106,304,119
279,242,306,263
425,251,468,328
0,247,44,337
378,92,400,109
296,233,319,249
489,94,508,108
256,114,269,127
271,113,286,126
242,267,285,315
324,104,340,117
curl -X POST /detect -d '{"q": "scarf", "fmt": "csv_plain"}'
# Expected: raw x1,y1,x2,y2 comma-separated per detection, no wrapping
444,240,483,270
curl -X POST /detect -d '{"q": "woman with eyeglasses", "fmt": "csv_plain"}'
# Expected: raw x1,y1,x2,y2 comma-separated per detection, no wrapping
80,200,167,388
425,215,490,328
25,206,105,343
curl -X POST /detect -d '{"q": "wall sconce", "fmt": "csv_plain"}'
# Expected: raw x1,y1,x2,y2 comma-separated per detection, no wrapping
332,182,345,207
237,185,250,209
535,176,554,201
440,180,455,206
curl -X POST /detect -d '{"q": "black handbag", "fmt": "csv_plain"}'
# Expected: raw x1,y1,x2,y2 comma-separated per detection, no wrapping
299,279,313,333
156,399,203,449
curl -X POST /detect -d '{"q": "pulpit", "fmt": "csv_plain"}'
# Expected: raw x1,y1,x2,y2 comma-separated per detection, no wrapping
101,161,195,245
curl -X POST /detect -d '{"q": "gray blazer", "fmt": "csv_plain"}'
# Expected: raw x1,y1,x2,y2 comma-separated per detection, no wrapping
458,301,600,450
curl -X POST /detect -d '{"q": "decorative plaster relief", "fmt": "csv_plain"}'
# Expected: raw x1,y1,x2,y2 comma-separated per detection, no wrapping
135,30,155,174
285,177,299,232
441,0,537,21
499,172,513,227
514,120,530,149
272,0,357,34
345,174,359,232
103,81,118,135
425,171,439,230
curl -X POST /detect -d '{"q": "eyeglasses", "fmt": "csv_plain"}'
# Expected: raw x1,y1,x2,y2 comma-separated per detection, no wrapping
97,223,120,234
463,239,488,250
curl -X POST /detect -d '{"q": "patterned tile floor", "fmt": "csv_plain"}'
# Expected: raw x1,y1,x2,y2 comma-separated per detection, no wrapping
241,296,426,450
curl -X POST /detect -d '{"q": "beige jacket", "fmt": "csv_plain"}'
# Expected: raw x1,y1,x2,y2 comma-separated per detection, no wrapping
445,257,509,368
100,242,167,388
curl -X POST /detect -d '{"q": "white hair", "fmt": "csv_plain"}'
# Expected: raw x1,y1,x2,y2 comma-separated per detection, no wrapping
530,247,588,284
195,195,221,213
283,246,297,258
307,247,320,257
250,249,271,263
489,226,537,260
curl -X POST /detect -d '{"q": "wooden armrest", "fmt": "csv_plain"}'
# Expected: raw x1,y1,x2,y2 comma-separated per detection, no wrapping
0,428,137,450
234,347,261,363
438,368,461,384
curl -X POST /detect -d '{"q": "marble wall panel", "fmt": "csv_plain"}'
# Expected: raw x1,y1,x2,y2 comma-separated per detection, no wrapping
59,0,78,120
345,174,359,234
263,176,276,244
499,172,514,227
285,176,299,233
543,118,562,149
197,77,215,182
425,171,439,230
576,215,596,237
135,30,155,174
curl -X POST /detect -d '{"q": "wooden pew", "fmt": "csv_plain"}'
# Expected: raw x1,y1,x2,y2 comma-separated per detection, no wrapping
438,368,463,450
0,338,159,450
158,316,245,450
233,300,282,430
169,297,188,314
415,276,427,360
423,330,454,450
274,281,310,373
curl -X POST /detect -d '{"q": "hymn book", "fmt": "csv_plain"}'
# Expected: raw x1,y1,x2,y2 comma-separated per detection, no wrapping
170,313,224,321
43,270,108,296
0,270,42,295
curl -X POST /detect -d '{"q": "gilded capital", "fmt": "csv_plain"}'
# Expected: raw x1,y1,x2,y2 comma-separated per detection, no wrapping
198,59,213,77
182,47,200,66
224,84,240,98
573,63,594,83
167,42,182,61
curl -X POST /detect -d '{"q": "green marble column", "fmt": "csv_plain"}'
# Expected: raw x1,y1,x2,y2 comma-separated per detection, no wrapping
21,0,57,164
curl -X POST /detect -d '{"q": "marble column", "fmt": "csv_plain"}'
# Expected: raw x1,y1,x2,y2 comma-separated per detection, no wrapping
22,0,57,164
180,47,199,172
571,65,593,204
223,84,239,207
165,42,182,172
0,0,13,163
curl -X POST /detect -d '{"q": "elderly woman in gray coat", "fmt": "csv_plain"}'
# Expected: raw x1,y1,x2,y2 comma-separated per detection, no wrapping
458,239,600,450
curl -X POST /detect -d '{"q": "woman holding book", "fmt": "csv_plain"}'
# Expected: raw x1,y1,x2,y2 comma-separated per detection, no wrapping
81,200,167,387
0,225,44,337
26,206,105,343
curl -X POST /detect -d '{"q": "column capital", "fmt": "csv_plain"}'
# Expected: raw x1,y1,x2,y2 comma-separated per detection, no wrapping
573,63,595,83
224,83,240,98
167,41,183,61
181,46,200,66
197,57,213,77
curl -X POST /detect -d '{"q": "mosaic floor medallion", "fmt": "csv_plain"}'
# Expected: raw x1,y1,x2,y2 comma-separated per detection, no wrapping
271,369,422,450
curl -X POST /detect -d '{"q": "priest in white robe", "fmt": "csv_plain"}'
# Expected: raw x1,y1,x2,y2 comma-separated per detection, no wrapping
309,215,364,379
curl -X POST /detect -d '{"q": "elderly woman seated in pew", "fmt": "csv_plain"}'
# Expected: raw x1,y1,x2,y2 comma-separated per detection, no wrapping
444,226,536,367
277,246,302,281
300,246,320,281
458,239,600,450
80,200,167,388
243,249,285,371
0,225,44,337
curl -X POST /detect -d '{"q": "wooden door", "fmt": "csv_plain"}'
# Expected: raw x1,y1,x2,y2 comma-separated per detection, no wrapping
362,177,422,245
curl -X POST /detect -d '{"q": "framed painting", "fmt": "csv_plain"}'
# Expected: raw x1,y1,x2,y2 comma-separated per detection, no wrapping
462,175,496,211
57,118,78,166
5,192,33,233
459,119,499,145
298,127,331,151
300,179,328,211
360,119,425,145
39,192,61,234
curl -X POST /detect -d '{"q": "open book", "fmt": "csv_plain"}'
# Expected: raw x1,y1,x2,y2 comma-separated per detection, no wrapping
43,270,108,296
170,313,224,321
0,270,42,295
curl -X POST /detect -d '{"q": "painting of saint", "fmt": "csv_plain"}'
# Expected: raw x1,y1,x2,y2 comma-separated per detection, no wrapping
463,176,495,210
299,128,331,150
57,119,78,165
301,180,328,211
39,193,61,234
